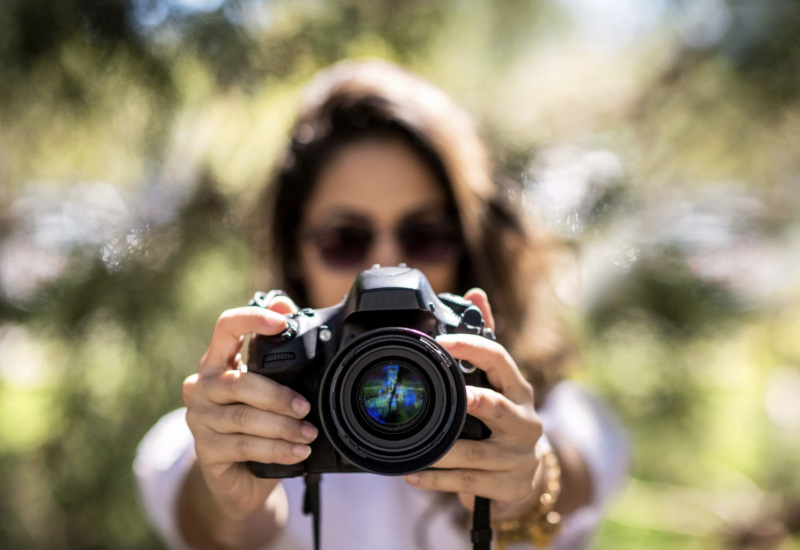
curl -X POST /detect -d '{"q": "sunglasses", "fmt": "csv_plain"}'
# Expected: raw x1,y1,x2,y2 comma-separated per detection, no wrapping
301,219,462,270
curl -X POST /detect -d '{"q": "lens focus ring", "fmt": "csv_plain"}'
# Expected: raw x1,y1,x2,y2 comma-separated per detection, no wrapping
318,328,468,476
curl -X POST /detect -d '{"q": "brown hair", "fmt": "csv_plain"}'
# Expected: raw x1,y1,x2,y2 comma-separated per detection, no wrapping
251,59,573,399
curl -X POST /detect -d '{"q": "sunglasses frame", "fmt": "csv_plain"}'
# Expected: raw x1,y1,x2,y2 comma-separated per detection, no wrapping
300,218,462,270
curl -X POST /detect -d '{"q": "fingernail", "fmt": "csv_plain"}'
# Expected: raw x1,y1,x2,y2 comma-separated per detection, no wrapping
466,387,476,407
405,474,420,484
301,423,318,441
292,445,311,458
293,397,310,417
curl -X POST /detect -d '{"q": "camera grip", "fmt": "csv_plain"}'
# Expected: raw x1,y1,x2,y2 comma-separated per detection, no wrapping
463,415,491,440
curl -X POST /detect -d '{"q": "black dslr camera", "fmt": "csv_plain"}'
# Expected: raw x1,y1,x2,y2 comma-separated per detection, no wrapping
245,265,492,478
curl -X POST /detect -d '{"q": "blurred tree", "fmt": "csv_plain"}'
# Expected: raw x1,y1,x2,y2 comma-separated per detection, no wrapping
2,0,800,548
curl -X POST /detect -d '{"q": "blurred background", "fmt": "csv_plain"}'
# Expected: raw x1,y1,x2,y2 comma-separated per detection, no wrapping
1,0,799,548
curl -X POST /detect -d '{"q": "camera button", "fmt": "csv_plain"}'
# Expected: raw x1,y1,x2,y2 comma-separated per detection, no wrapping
462,306,483,329
318,325,332,342
279,320,298,340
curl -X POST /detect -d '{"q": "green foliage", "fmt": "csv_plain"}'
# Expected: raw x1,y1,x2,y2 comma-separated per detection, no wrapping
2,1,800,548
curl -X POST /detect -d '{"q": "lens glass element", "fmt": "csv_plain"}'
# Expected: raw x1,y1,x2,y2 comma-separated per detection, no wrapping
360,362,426,428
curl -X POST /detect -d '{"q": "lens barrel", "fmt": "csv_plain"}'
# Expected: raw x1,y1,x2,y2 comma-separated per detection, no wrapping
318,328,467,475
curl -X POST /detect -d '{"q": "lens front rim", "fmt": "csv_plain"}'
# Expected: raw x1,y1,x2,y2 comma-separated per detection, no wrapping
319,327,467,475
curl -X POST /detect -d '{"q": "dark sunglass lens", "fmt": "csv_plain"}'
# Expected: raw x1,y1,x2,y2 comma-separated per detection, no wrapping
316,225,372,268
399,222,459,263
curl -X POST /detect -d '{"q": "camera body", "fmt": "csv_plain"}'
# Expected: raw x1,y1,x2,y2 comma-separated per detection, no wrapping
246,265,491,478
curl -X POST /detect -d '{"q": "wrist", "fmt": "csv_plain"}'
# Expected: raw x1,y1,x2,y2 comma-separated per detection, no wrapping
213,486,286,550
179,462,283,550
493,435,563,549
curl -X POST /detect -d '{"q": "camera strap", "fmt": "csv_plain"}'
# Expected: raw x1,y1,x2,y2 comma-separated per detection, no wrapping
471,495,493,550
302,473,322,550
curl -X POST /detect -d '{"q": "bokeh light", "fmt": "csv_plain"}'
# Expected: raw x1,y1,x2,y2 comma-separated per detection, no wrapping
2,1,800,548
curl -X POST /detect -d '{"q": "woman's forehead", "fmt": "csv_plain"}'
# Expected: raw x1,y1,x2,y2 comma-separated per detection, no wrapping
309,204,448,227
302,139,449,224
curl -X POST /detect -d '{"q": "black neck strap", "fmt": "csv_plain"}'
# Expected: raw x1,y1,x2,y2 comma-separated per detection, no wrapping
471,495,493,550
302,475,492,550
302,474,322,550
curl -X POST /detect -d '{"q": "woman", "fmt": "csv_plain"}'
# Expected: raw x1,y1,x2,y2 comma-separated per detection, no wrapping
134,59,629,550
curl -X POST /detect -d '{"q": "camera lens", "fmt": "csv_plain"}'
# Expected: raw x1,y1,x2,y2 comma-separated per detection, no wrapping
319,327,467,475
360,361,427,429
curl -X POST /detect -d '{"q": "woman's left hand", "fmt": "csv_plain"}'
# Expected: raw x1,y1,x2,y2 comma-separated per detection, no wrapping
404,288,543,521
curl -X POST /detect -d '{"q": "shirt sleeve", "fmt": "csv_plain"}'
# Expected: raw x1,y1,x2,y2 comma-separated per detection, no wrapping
536,380,632,549
133,407,197,550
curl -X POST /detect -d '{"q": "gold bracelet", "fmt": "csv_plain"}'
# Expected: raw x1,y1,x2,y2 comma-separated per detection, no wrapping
494,435,562,549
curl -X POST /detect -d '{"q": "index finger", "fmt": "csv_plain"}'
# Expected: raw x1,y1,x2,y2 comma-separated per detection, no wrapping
462,386,538,439
200,307,288,375
436,334,533,405
267,295,299,316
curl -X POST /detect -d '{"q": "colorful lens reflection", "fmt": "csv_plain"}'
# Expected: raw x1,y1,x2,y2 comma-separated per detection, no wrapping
361,362,426,428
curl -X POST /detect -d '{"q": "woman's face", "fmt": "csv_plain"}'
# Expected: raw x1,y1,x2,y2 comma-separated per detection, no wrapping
298,138,461,308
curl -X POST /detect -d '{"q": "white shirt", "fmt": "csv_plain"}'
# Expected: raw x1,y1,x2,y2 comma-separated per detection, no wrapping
134,381,629,550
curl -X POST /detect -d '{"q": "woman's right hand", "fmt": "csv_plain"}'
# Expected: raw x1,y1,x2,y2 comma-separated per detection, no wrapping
180,298,319,545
